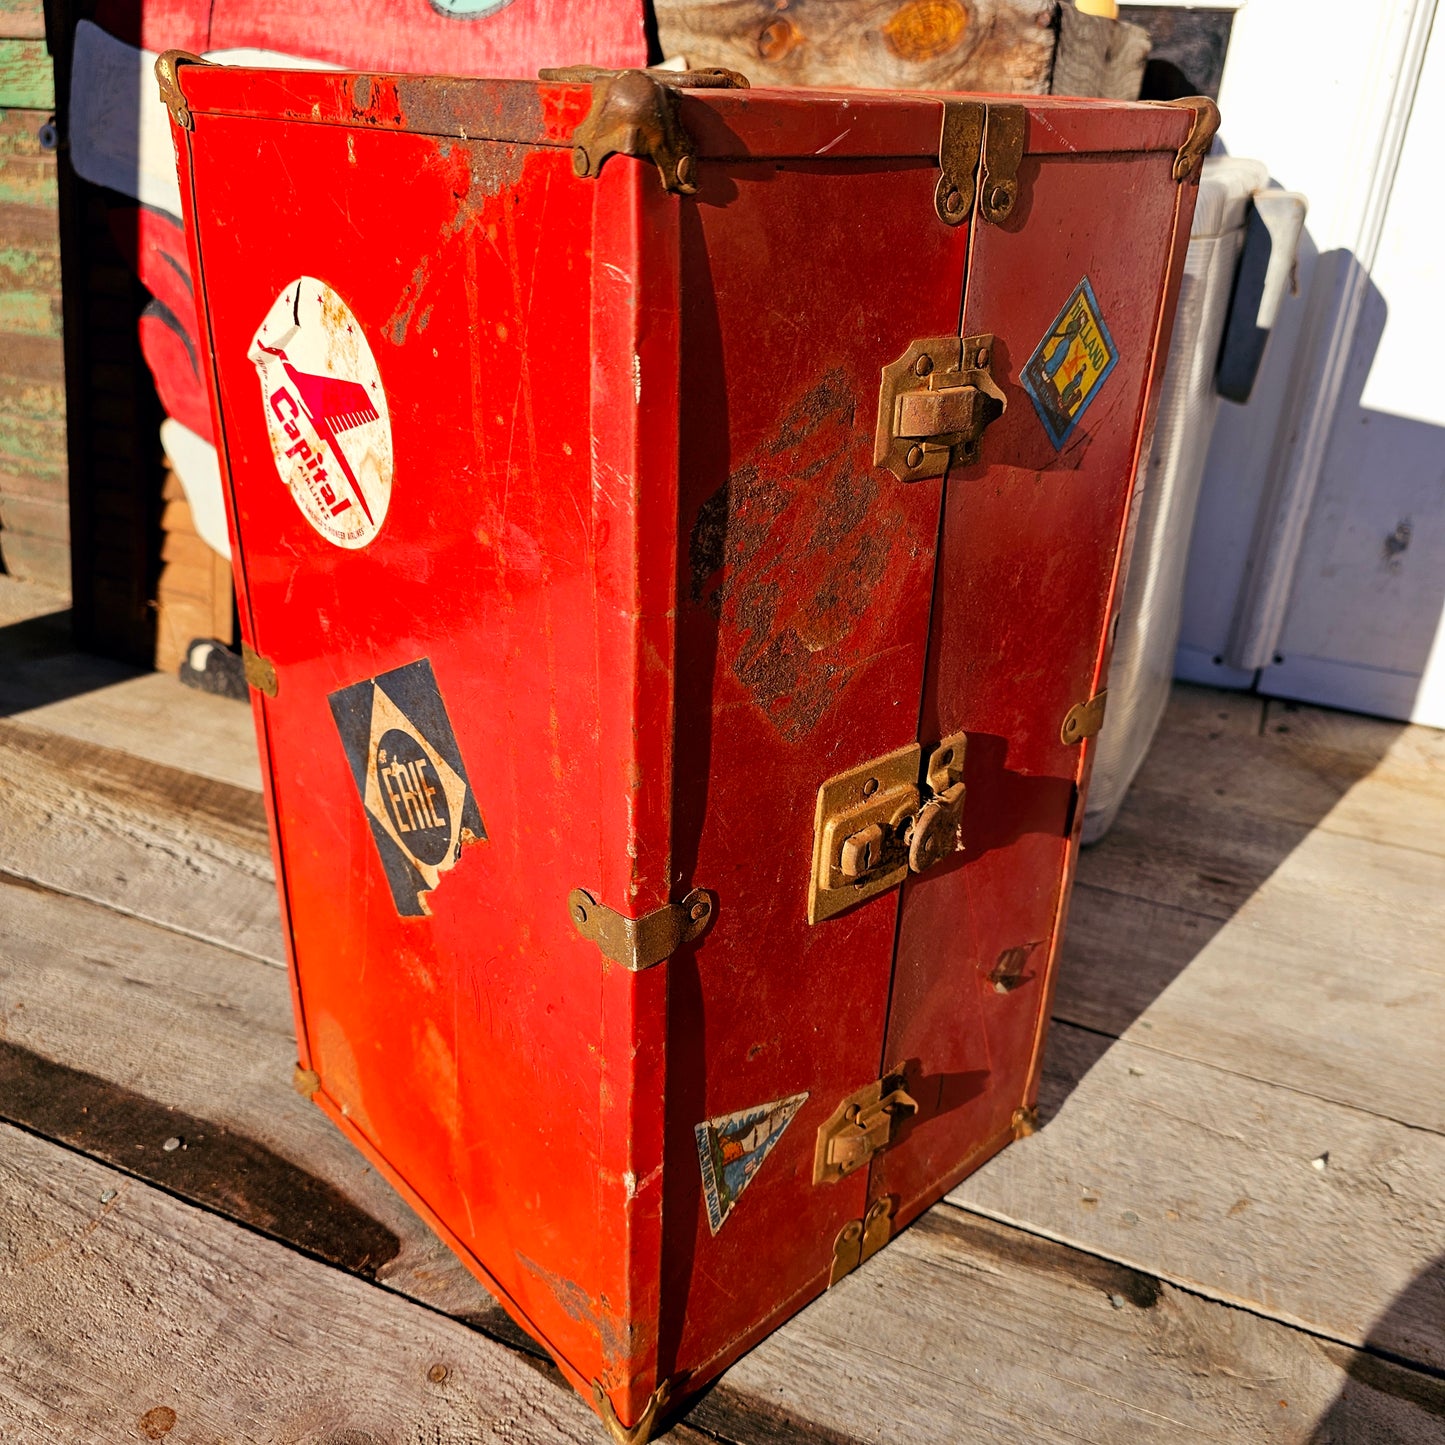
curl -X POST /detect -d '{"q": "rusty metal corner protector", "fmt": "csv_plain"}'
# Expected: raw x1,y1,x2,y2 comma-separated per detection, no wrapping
541,66,749,196
1160,96,1222,183
241,642,279,698
592,1379,671,1445
154,50,210,131
568,887,714,971
293,1066,321,1099
1012,1105,1039,1139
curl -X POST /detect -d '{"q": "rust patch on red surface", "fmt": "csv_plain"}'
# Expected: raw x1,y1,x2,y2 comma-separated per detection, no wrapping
689,370,923,741
396,75,546,144
345,74,405,129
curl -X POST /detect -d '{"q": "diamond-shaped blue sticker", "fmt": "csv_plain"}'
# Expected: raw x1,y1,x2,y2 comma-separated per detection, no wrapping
1020,276,1119,450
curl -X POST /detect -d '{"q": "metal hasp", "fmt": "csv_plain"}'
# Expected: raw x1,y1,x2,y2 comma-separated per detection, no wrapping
1160,95,1222,182
808,733,967,924
876,334,1006,481
829,1197,895,1286
154,50,209,130
815,1071,920,1186
543,65,749,195
934,100,1025,226
568,887,714,971
1060,690,1108,745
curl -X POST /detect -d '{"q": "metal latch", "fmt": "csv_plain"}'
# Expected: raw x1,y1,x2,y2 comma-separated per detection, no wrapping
876,334,1006,481
808,733,966,924
568,886,714,971
815,1071,920,1185
541,65,749,195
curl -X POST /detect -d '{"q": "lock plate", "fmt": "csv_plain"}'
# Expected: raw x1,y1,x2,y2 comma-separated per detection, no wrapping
876,334,1006,481
808,733,967,925
808,745,920,925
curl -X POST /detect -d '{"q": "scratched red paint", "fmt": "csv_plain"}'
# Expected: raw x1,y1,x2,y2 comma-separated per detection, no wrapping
169,64,1199,1435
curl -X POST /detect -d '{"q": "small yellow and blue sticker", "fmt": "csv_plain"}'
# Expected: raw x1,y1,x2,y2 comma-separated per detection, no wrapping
695,1092,807,1234
1021,276,1118,450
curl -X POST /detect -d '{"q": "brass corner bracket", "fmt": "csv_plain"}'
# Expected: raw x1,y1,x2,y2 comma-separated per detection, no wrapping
292,1065,321,1098
568,887,714,971
154,50,210,131
1012,1105,1039,1139
1160,95,1222,182
542,66,749,195
593,1379,671,1445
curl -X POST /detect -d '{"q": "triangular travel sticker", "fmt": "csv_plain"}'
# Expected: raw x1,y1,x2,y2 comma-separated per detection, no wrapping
694,1092,808,1235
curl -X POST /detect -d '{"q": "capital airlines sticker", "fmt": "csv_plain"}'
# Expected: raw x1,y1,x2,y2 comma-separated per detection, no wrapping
250,278,392,548
695,1093,807,1235
329,659,485,916
1020,276,1118,450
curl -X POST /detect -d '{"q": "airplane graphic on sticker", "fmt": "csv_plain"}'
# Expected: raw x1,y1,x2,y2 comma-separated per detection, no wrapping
695,1093,808,1235
329,659,485,916
250,277,393,548
1020,276,1118,450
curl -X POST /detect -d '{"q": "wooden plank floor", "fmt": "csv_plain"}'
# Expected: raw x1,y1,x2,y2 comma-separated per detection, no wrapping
2,575,1443,1443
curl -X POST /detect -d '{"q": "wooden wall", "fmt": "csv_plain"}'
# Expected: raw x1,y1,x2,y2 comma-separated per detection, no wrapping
0,0,68,592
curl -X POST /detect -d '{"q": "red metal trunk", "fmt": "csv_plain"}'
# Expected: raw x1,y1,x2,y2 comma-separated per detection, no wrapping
164,60,1209,1438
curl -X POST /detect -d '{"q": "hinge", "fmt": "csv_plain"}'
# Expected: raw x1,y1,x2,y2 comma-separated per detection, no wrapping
568,887,714,971
808,733,966,924
829,1196,895,1286
875,334,1005,481
935,100,984,225
1155,95,1222,183
978,103,1026,224
1060,690,1107,745
541,66,749,195
815,1071,919,1185
935,100,1025,226
592,1379,671,1445
154,50,209,130
241,642,278,697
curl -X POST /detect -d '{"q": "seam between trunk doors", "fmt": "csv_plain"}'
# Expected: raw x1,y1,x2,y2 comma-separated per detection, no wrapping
869,118,985,1202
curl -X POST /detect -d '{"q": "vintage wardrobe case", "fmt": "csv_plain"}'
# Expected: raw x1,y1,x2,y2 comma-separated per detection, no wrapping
161,55,1213,1440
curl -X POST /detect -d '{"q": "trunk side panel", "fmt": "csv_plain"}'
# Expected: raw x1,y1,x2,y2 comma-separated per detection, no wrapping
184,113,616,1385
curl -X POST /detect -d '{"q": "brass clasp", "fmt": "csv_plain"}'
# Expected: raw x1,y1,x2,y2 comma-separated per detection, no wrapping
876,334,1006,481
815,1072,919,1185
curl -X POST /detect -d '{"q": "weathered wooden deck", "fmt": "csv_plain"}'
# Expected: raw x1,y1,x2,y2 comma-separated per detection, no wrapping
1,572,1442,1443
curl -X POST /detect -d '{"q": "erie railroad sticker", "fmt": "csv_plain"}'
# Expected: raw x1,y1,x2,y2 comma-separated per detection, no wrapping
329,658,485,917
695,1093,808,1235
1020,276,1118,450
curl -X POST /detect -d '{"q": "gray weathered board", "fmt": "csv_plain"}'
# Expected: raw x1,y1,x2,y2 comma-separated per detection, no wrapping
1,658,1443,1440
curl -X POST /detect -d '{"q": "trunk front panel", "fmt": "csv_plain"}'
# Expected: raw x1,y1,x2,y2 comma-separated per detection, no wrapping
876,133,1192,1217
667,153,968,1381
